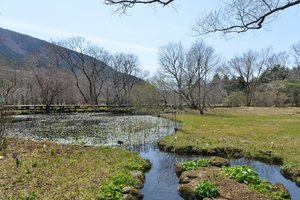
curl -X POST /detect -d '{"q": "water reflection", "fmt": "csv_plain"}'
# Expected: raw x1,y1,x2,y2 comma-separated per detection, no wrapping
137,144,199,200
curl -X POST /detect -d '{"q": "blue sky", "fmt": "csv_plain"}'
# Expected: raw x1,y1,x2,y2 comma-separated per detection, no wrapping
0,0,299,75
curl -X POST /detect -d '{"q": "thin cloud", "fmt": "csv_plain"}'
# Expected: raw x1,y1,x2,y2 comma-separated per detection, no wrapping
0,17,157,54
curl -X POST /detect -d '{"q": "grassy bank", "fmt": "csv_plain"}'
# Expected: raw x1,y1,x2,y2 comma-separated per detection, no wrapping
0,138,149,199
159,107,300,184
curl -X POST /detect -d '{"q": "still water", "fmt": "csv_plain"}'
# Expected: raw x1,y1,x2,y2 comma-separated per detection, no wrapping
9,113,300,200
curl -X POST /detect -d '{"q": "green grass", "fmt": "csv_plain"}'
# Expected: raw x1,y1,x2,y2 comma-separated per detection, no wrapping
0,138,148,199
159,107,300,181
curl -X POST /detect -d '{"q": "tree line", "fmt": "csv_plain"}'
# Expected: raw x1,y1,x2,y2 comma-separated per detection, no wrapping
0,38,300,112
150,40,300,111
0,37,147,109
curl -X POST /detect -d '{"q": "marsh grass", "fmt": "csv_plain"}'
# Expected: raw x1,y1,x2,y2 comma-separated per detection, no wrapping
159,107,300,176
0,138,148,199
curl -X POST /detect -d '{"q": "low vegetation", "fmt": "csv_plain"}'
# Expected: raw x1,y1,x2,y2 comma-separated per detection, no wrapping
177,158,290,200
181,159,209,171
194,180,219,199
159,107,300,184
223,165,290,199
0,138,148,199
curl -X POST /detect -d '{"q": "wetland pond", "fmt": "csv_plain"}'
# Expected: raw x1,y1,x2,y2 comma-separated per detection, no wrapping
9,113,300,200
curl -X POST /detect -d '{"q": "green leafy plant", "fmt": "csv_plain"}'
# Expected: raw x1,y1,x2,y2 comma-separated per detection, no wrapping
195,159,209,167
223,165,260,185
69,159,77,165
182,159,209,170
280,163,293,171
97,172,136,200
111,172,136,187
194,180,219,199
97,182,122,200
182,161,198,170
249,180,271,193
19,191,37,200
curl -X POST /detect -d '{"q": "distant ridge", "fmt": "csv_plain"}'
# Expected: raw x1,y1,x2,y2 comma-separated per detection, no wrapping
0,27,143,84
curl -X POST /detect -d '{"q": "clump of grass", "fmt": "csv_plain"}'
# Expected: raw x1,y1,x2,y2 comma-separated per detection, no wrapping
125,161,143,171
182,159,209,171
97,172,136,200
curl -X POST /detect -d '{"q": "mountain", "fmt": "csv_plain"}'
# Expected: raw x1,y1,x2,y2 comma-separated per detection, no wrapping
0,27,50,63
0,27,143,81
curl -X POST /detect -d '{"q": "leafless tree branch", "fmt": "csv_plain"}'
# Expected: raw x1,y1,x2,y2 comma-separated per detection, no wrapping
193,0,300,35
104,0,174,13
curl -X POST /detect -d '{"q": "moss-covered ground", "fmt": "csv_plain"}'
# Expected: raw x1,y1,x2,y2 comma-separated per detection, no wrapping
0,138,148,199
159,107,300,184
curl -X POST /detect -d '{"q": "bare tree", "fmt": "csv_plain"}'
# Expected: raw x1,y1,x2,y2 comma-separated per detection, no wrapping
30,67,71,112
228,48,280,106
158,40,218,113
187,40,219,114
104,0,300,35
52,37,111,105
292,41,300,66
0,69,16,104
110,52,143,105
0,66,16,150
158,42,185,107
24,50,72,111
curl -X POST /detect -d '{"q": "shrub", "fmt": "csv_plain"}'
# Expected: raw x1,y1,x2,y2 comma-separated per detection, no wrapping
194,180,219,199
223,91,247,107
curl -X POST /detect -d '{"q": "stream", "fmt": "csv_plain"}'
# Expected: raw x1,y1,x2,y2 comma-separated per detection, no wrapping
9,113,300,200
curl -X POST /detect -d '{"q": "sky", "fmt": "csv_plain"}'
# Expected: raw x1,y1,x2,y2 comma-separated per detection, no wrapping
0,0,299,76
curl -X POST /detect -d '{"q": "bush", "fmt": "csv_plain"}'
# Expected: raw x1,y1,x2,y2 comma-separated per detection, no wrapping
194,180,219,199
223,91,247,107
